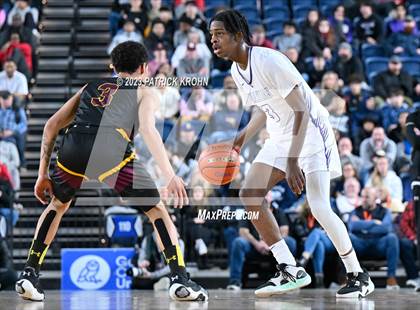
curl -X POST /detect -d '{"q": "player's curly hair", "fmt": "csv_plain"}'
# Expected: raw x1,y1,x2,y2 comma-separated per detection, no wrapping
110,41,148,74
210,9,252,45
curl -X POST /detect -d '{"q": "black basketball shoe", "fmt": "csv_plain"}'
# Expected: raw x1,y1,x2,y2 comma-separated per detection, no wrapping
15,267,45,302
168,272,208,301
336,270,375,298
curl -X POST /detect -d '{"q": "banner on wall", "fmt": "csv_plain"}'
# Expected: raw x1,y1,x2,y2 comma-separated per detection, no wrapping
61,248,135,290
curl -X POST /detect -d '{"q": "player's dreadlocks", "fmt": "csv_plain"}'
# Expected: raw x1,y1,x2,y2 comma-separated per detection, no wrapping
210,9,252,45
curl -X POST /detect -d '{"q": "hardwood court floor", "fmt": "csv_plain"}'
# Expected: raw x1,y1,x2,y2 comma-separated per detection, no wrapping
1,289,419,310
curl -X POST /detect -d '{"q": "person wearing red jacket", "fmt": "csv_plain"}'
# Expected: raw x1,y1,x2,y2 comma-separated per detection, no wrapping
399,201,420,291
0,161,13,188
0,32,32,72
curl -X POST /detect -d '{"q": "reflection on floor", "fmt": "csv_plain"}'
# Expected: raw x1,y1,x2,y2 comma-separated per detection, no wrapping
2,289,419,310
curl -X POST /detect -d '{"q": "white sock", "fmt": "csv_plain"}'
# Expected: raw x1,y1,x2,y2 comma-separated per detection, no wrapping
270,239,296,266
341,248,363,273
306,171,363,273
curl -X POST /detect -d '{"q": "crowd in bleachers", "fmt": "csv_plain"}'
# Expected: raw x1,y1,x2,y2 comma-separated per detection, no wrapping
0,0,42,290
106,0,420,291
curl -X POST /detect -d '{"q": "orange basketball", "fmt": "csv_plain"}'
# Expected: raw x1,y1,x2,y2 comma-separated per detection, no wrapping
198,143,240,185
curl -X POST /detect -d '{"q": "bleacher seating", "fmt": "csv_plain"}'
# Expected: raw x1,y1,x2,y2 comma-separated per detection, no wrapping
364,57,389,79
292,4,317,20
262,5,290,20
361,44,388,60
263,17,286,33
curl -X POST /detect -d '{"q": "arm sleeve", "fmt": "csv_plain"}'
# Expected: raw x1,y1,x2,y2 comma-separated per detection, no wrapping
264,52,302,99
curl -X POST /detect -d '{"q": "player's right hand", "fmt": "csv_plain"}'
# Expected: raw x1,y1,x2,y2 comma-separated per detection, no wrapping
286,159,305,196
34,175,54,205
165,175,189,208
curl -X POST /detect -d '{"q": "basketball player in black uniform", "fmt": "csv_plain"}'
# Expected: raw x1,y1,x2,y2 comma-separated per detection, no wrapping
15,41,208,302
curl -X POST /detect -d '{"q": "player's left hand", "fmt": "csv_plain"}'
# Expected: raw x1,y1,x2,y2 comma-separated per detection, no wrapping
165,175,189,208
286,159,305,196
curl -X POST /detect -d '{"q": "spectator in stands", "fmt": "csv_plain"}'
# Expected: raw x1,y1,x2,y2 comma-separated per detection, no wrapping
386,4,417,35
373,56,413,100
301,8,320,36
174,0,205,19
0,91,27,167
153,72,180,120
388,111,412,169
332,42,363,84
328,4,353,43
212,75,236,111
273,21,302,53
0,140,20,190
366,155,403,201
227,200,296,290
208,91,249,144
107,20,142,55
303,18,343,60
158,6,175,42
360,127,397,171
0,161,13,189
121,0,149,36
0,32,32,79
307,56,328,88
148,43,169,77
181,1,207,37
148,0,162,21
171,29,211,72
399,201,420,290
328,95,349,134
176,42,208,79
180,87,213,121
0,13,38,51
343,76,380,137
336,177,361,223
296,200,335,288
354,1,383,45
381,88,410,133
338,137,363,175
0,60,28,101
317,72,343,115
250,25,273,49
173,15,205,48
184,183,217,269
126,231,186,284
7,0,39,30
386,15,420,57
348,186,400,290
331,161,358,197
170,121,199,179
284,47,306,74
145,18,172,53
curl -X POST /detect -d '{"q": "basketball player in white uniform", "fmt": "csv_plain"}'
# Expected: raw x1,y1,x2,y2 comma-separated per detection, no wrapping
209,10,374,298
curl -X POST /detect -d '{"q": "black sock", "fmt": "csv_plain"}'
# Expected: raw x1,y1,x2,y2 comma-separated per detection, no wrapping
26,239,49,274
163,244,187,277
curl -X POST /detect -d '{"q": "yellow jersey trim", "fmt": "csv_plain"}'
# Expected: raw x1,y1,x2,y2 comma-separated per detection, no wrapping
115,128,131,142
97,152,136,182
57,160,89,180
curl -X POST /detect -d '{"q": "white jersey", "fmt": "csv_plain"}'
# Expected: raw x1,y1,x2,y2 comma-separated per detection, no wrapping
231,46,341,178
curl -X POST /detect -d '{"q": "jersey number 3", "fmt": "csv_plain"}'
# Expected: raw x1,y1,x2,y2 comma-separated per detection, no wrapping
90,83,119,108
